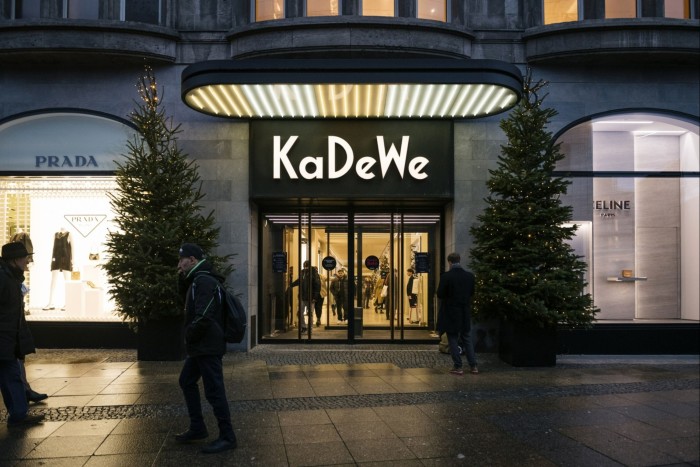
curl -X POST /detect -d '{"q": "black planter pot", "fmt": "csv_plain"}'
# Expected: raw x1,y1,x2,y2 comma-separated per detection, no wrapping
137,317,185,361
499,320,557,367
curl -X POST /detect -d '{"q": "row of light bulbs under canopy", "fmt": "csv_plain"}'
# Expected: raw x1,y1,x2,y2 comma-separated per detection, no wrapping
185,83,517,119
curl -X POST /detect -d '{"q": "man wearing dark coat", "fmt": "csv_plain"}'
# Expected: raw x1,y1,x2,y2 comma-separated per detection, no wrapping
175,243,236,454
0,242,44,426
437,252,479,376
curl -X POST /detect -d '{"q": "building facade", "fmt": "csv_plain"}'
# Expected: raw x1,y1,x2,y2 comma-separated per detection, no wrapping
1,0,698,352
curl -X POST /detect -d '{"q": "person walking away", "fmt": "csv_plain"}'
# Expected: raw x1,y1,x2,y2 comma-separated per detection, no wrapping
330,268,348,323
436,252,478,376
175,243,236,454
406,268,419,324
0,242,44,426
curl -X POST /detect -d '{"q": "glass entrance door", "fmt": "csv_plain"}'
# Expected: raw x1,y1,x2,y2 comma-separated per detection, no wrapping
259,211,441,342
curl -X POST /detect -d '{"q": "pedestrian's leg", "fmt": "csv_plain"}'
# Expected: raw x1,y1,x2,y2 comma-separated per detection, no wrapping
0,360,29,422
199,356,235,443
446,333,463,371
178,357,206,432
461,325,478,371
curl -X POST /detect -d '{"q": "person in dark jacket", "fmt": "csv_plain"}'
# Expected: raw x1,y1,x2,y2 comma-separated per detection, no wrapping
0,242,44,426
330,268,348,323
175,243,236,454
289,260,320,333
436,252,478,376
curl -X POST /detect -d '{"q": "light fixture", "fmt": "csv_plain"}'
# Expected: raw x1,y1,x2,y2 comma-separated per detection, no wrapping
182,58,522,119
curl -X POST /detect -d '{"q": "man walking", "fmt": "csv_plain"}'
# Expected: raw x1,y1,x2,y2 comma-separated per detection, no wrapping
437,252,478,375
0,242,44,426
175,243,236,453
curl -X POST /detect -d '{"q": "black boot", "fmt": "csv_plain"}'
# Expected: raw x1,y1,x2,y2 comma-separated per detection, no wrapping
26,389,48,403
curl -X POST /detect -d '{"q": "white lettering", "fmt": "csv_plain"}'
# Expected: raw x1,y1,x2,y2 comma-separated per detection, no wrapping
270,135,430,181
299,156,323,179
273,136,299,179
377,136,409,179
355,157,376,180
328,136,354,179
408,157,429,180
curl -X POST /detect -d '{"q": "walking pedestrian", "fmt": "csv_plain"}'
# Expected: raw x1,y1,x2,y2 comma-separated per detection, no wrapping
0,242,44,426
175,243,236,454
436,252,478,376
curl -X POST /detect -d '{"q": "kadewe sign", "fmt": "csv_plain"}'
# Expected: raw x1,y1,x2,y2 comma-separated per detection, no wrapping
250,120,453,200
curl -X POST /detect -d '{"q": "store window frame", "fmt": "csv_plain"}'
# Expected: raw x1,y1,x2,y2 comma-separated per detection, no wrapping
0,109,137,323
552,110,700,322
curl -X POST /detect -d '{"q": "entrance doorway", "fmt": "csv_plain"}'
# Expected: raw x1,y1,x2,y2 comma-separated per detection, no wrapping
259,211,442,342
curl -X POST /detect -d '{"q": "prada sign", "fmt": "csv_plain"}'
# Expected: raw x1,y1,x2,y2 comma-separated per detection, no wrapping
250,121,453,200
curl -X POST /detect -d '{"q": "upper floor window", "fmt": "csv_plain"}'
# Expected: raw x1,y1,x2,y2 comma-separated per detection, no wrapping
361,0,395,17
123,0,162,24
605,0,636,18
417,0,447,21
665,0,691,18
544,0,578,24
4,0,162,23
67,0,98,20
255,0,284,21
544,0,694,24
306,0,340,16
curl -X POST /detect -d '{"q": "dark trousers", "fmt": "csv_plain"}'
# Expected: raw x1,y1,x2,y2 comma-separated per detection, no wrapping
447,327,477,369
0,359,29,422
179,355,235,442
314,296,324,322
335,295,345,321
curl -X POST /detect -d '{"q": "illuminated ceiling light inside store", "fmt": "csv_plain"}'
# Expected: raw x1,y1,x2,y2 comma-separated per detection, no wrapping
182,59,522,119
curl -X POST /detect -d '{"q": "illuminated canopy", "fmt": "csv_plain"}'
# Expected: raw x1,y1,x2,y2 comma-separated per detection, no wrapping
181,58,523,119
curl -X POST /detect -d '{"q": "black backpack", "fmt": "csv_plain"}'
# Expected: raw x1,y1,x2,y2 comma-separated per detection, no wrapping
197,275,247,344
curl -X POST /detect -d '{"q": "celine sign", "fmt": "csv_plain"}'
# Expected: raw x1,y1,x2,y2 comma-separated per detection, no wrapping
251,120,453,200
594,200,632,218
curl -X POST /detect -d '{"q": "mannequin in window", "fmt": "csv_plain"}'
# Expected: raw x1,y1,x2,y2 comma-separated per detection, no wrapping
44,228,72,310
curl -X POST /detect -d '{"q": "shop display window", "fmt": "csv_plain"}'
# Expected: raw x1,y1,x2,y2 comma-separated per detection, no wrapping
1,176,119,322
555,113,699,322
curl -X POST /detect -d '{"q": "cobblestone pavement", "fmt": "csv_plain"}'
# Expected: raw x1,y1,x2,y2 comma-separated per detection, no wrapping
1,346,698,466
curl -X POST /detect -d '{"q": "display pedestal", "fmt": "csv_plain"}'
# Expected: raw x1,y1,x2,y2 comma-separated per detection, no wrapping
84,288,103,314
65,281,84,314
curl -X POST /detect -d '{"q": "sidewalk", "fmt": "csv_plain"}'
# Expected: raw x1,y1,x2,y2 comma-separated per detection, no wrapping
1,345,698,466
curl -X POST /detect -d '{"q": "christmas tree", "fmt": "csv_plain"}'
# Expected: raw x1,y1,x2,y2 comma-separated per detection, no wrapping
469,71,596,328
104,66,228,326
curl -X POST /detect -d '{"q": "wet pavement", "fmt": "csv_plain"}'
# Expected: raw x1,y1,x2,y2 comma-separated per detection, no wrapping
1,345,698,466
